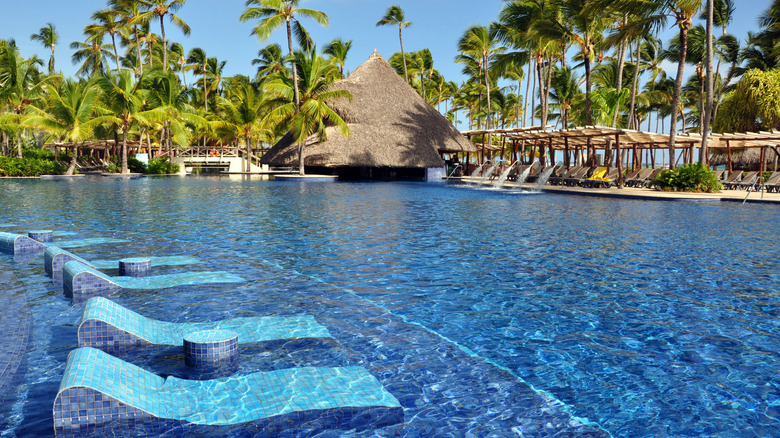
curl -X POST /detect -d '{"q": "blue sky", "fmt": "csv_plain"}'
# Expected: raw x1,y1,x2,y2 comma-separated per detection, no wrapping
0,0,771,93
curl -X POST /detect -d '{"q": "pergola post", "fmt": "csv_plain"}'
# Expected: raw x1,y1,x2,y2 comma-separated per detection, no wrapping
726,139,733,173
564,137,570,168
615,133,624,189
760,146,766,185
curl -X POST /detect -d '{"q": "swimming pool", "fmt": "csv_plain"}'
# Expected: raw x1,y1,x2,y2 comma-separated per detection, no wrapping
1,176,779,437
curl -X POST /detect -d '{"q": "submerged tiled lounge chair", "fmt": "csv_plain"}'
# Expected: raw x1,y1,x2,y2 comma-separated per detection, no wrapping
78,297,333,349
63,260,245,301
45,246,95,278
54,348,403,434
0,232,47,255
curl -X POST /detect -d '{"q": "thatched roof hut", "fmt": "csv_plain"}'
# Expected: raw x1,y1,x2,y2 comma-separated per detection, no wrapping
261,50,476,179
710,147,780,170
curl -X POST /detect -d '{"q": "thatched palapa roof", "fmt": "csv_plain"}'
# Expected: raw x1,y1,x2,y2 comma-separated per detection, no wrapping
261,50,476,169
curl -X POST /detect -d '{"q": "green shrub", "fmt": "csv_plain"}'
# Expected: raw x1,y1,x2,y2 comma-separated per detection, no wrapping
0,155,67,177
22,148,56,160
128,156,147,173
146,158,180,174
650,163,722,193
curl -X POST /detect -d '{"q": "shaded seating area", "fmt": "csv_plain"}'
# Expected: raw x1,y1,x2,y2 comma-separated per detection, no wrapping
78,297,333,350
54,347,403,434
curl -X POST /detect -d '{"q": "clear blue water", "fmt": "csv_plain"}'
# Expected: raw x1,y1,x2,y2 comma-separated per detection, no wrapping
1,176,780,437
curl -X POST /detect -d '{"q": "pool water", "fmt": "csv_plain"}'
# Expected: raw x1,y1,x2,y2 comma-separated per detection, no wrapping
1,176,779,437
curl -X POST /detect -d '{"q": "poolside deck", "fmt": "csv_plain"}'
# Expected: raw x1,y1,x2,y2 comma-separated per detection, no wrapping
455,177,780,205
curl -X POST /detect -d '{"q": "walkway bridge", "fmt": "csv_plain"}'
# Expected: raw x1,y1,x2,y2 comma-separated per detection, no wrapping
173,146,266,174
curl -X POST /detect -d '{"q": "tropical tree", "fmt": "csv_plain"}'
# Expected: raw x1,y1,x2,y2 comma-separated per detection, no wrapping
23,79,110,175
0,42,49,158
376,5,412,83
217,81,270,172
240,0,330,109
85,10,126,73
324,38,352,78
30,23,58,74
110,0,148,75
97,70,148,173
252,43,288,83
186,47,209,111
548,65,580,129
70,35,116,78
457,25,505,151
143,69,204,157
137,0,191,71
265,50,350,175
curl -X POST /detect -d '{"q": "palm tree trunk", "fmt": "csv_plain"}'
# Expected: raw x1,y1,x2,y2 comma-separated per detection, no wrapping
134,26,143,75
612,17,628,128
584,55,593,126
148,37,154,69
531,57,537,127
160,15,168,71
544,56,553,128
246,133,252,173
111,34,121,73
203,70,208,112
121,127,128,174
287,19,300,108
298,143,305,175
524,60,532,127
668,25,689,169
628,41,642,129
50,45,56,74
701,0,714,165
16,131,23,159
484,54,492,151
65,144,79,176
399,25,408,83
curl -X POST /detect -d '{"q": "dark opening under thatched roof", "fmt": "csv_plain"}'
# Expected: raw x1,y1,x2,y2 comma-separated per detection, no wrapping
710,147,780,170
261,50,476,169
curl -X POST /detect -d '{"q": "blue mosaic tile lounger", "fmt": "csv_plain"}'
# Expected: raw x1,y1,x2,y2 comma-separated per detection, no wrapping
78,297,333,350
45,246,200,278
54,348,403,434
62,260,245,301
0,232,47,255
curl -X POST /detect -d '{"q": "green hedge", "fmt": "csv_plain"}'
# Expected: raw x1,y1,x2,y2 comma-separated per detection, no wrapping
650,163,722,193
0,151,67,177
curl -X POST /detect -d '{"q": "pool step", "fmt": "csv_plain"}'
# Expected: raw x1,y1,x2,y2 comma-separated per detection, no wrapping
0,232,47,255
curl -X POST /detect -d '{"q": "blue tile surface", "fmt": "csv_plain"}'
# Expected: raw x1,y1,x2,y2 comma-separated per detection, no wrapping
44,246,95,277
63,261,245,300
118,258,152,277
90,256,200,270
0,232,47,254
183,329,239,368
55,237,130,249
54,347,403,429
78,297,333,348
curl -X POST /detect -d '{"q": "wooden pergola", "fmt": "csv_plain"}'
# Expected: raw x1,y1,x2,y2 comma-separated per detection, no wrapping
710,131,780,181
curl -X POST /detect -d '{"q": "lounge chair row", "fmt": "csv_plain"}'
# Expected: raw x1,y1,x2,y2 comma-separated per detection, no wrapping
721,171,780,191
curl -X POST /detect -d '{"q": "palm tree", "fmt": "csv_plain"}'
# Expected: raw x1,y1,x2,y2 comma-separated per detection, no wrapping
169,42,187,86
217,81,270,172
143,69,204,157
137,0,191,71
98,70,147,173
85,10,125,73
111,0,148,76
324,38,352,78
701,0,714,163
549,65,580,129
0,43,49,158
186,47,209,111
240,0,329,109
457,25,504,152
30,23,58,74
251,43,288,83
265,50,349,175
376,5,412,83
70,36,116,78
23,79,109,175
